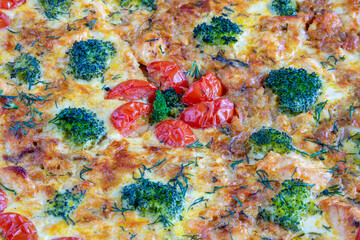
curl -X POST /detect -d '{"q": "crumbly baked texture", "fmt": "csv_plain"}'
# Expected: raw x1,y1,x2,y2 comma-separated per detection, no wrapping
0,0,359,239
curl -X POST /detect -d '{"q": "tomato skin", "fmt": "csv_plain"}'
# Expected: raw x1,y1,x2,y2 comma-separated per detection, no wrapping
357,228,360,240
0,0,25,10
182,71,223,106
0,189,7,213
0,212,38,240
0,11,10,30
111,102,152,137
146,61,188,94
179,98,234,129
52,238,83,240
155,119,196,147
106,80,157,102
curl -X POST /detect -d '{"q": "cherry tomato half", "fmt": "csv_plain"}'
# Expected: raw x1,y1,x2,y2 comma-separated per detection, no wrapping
0,212,38,240
52,238,83,240
180,98,234,129
155,119,197,147
111,102,152,137
357,228,360,240
0,189,7,213
106,80,157,102
0,0,25,10
182,71,223,106
146,61,188,94
0,12,10,30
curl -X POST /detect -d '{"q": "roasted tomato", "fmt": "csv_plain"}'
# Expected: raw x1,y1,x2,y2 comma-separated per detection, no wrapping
0,189,7,213
52,238,83,240
180,98,234,129
0,212,38,240
146,61,188,94
0,0,26,10
111,102,152,137
106,80,157,102
182,71,223,106
357,229,360,240
0,12,10,30
155,119,197,147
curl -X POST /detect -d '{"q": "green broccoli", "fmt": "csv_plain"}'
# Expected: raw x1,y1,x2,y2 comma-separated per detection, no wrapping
149,88,187,124
46,186,86,224
249,128,294,155
119,0,156,10
193,16,243,46
6,53,41,90
122,178,185,220
68,39,116,81
264,67,322,115
49,107,106,148
271,0,297,16
38,0,73,19
260,179,319,232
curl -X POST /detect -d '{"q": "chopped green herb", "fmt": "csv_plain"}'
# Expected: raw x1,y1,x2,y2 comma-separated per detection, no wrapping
0,182,17,195
185,61,202,79
205,186,228,194
313,101,327,126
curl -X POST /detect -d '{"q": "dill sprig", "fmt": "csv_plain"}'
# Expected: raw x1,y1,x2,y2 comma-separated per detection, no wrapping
141,158,166,173
205,186,228,194
318,185,343,197
310,149,328,158
303,135,342,153
79,165,94,183
86,18,97,30
110,203,134,221
9,116,38,135
256,170,275,190
3,100,19,109
313,101,327,126
186,140,204,148
188,197,208,211
0,182,17,195
230,159,244,170
149,214,174,227
185,61,202,79
327,165,342,175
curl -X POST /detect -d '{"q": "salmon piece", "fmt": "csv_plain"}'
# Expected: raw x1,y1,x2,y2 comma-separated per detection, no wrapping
319,197,360,240
256,152,332,190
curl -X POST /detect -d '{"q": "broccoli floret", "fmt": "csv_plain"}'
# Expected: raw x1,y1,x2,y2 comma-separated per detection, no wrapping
6,53,41,90
249,128,294,155
46,186,86,224
68,39,116,81
122,178,184,220
38,0,72,19
119,0,156,10
271,0,297,16
149,88,187,124
262,179,319,232
264,67,322,115
193,16,243,46
50,107,106,148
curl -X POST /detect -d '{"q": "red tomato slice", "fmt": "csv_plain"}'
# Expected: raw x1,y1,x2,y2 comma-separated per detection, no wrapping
357,228,360,240
106,80,157,102
0,189,7,213
179,98,234,129
0,0,25,10
146,61,188,94
155,119,197,147
111,102,152,137
0,212,38,240
52,238,83,240
182,71,223,106
0,12,10,30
